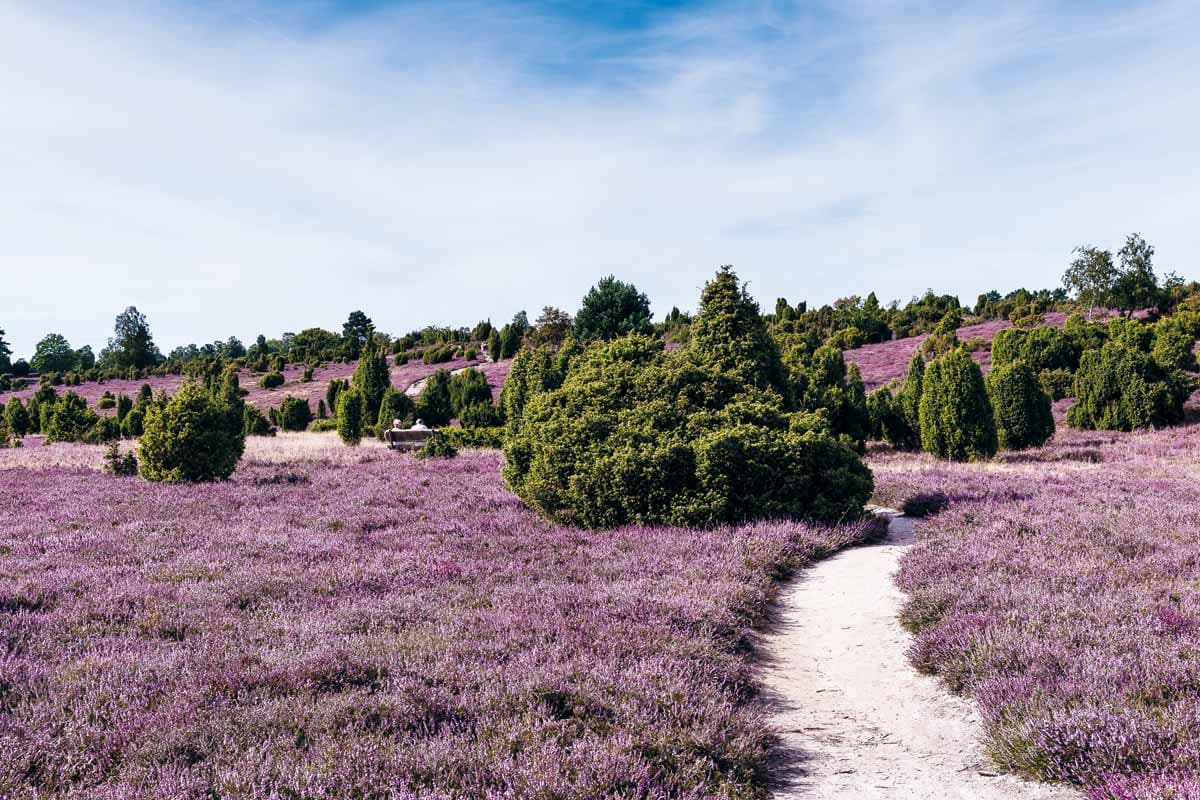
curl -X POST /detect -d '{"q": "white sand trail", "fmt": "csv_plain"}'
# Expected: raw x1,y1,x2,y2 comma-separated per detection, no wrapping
762,510,1078,799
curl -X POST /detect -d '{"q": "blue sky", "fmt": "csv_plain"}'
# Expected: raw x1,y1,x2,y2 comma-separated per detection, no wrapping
2,0,1199,356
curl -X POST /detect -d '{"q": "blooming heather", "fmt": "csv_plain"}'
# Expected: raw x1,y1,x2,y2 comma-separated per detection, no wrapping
875,393,1200,797
0,441,878,798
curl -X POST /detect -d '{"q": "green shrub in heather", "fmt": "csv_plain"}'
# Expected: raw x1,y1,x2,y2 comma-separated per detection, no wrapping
991,325,1078,373
499,346,568,434
4,398,30,437
44,392,99,444
258,371,284,389
139,382,244,482
449,368,492,416
1067,342,1189,431
414,429,458,459
460,401,501,429
415,370,454,427
325,379,348,416
277,396,313,431
310,418,338,433
376,387,415,434
336,388,364,445
242,405,274,437
115,393,133,424
351,344,391,423
1151,317,1199,372
986,360,1054,450
792,345,871,446
504,268,872,528
918,348,997,461
1038,368,1074,401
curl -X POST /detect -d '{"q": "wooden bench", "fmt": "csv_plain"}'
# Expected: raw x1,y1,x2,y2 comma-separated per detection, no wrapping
385,429,431,451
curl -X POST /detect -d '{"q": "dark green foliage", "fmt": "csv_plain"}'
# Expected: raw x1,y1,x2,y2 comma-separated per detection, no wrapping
139,382,244,482
422,345,454,364
342,311,374,353
920,312,960,358
97,392,116,409
504,269,872,529
271,355,286,373
121,407,145,438
103,442,139,477
337,388,364,446
376,387,415,432
414,429,458,459
573,276,653,342
317,399,327,419
918,349,998,461
442,425,504,449
351,344,391,423
991,325,1079,373
325,379,348,416
1107,317,1153,352
0,326,10,374
11,359,29,377
901,491,950,518
301,367,314,383
1038,368,1074,401
44,392,99,444
415,370,453,427
792,346,870,446
986,360,1054,450
277,397,313,431
872,354,924,449
394,353,408,365
1067,342,1189,431
31,333,78,373
1151,318,1198,371
242,405,274,437
464,347,477,361
310,418,338,433
459,401,501,429
5,398,30,437
83,416,121,444
449,368,492,416
487,329,501,360
259,372,284,389
100,306,162,370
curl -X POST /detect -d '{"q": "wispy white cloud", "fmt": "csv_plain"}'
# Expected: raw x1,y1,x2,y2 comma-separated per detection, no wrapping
1,0,1198,356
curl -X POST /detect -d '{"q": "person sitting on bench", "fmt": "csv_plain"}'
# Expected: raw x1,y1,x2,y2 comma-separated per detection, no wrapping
410,419,430,431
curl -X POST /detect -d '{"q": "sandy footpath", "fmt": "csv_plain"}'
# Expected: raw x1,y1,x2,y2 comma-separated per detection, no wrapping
762,510,1077,799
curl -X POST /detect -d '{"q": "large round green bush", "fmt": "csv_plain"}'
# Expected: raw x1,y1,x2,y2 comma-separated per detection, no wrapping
918,349,997,461
337,388,364,445
415,370,453,426
991,325,1078,374
139,382,244,482
986,360,1054,450
1067,342,1189,431
277,396,313,431
504,269,872,528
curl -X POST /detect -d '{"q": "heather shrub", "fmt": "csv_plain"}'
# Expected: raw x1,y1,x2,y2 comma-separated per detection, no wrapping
991,325,1078,373
139,382,244,482
277,396,313,431
827,325,866,350
459,401,501,429
325,378,348,415
1038,367,1074,401
918,348,997,460
103,442,139,476
1067,342,1189,431
242,404,274,437
900,491,950,518
421,345,454,364
376,387,415,433
505,269,872,528
414,429,458,459
986,360,1054,450
258,371,284,389
1151,317,1198,371
352,344,391,423
336,388,364,445
4,397,30,437
415,369,453,426
442,425,504,449
44,392,99,444
449,367,491,415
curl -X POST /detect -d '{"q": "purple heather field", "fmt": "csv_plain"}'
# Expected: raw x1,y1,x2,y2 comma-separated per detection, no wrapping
872,393,1200,800
0,438,879,799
